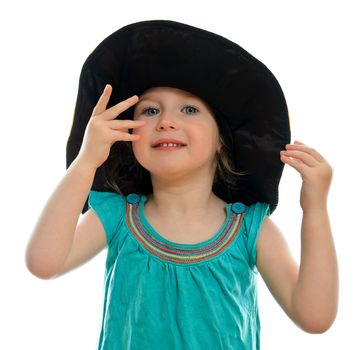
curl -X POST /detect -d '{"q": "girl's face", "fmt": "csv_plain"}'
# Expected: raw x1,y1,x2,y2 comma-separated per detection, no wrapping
132,86,221,181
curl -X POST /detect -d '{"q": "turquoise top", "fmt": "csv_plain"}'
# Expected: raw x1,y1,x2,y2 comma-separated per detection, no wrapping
88,190,270,350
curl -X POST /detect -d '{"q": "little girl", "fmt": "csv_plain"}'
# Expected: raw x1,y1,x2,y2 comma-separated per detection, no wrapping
26,20,338,349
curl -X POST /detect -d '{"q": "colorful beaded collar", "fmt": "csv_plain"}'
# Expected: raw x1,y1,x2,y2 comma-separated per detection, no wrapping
124,194,247,265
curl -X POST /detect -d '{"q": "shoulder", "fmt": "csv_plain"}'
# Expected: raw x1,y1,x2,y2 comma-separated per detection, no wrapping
88,190,127,228
88,190,126,205
241,202,270,233
88,190,136,246
89,190,144,207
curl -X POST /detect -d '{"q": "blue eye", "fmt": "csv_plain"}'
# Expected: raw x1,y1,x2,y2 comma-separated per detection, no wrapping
141,105,199,116
142,107,159,116
182,106,199,115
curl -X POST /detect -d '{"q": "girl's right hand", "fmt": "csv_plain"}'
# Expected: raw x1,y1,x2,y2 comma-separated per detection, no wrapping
76,84,145,170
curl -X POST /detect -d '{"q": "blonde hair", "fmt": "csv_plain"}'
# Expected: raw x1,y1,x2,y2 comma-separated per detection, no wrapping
213,135,247,191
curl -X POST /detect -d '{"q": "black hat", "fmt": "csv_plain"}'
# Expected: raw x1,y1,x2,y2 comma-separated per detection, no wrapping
66,20,291,214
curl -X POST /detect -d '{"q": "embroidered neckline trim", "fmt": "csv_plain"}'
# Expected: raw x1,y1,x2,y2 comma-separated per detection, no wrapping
125,197,245,265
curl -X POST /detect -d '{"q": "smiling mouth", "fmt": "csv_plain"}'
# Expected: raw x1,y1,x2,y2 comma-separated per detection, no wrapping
153,143,186,148
153,143,187,150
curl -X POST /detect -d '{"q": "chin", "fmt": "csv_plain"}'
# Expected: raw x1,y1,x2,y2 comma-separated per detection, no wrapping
150,166,187,178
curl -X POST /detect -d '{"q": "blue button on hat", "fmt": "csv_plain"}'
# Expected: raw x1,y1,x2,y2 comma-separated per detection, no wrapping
127,193,141,204
231,202,247,214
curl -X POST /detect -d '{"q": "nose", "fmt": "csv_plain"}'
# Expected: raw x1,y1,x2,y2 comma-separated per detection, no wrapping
155,113,179,131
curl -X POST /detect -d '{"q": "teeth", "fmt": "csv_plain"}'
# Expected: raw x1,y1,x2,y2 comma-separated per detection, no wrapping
158,143,182,147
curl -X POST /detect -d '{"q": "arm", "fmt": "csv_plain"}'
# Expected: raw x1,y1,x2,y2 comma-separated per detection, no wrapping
25,84,144,279
256,141,338,333
25,159,97,279
292,207,338,332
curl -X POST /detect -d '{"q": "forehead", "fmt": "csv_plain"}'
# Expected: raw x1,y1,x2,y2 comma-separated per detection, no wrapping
140,86,200,100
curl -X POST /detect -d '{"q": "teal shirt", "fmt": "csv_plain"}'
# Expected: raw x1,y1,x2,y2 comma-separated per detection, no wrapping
88,190,270,350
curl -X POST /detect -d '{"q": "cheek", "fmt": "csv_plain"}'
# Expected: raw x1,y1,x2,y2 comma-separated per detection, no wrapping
131,125,149,161
131,141,145,168
194,124,219,150
131,120,149,137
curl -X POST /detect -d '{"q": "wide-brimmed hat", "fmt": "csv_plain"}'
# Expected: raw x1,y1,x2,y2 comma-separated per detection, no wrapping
66,20,291,214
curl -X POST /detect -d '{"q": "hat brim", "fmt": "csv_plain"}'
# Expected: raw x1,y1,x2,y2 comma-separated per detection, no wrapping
66,20,290,214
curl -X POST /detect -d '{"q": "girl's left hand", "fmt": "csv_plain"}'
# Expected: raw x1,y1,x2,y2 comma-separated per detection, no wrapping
280,140,333,212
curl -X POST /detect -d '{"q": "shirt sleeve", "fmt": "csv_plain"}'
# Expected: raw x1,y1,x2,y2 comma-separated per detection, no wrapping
88,190,126,246
243,202,271,271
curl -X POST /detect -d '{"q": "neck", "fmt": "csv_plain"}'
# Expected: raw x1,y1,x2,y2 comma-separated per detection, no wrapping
147,172,224,216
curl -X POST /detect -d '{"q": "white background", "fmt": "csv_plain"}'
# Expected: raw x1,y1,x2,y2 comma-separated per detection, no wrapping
1,0,352,349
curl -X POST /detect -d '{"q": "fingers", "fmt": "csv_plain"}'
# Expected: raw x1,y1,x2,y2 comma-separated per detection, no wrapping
280,141,333,189
102,95,139,121
108,119,146,131
280,153,307,174
281,149,318,167
92,84,139,121
283,140,326,163
92,84,112,116
109,129,141,143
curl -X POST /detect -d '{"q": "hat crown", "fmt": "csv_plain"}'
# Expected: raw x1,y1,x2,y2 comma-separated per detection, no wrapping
67,20,290,214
